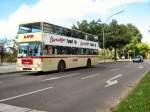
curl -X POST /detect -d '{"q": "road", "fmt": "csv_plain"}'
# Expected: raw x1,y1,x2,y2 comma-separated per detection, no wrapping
0,61,149,112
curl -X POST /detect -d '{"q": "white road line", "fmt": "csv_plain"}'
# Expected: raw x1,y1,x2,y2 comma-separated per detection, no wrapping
43,73,81,81
138,65,144,69
0,87,53,102
0,103,47,112
81,74,99,80
105,74,123,88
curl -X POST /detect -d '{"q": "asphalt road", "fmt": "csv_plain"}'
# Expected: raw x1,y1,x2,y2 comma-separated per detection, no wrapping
0,61,149,112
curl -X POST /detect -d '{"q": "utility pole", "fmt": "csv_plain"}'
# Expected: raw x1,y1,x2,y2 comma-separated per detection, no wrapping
96,10,124,62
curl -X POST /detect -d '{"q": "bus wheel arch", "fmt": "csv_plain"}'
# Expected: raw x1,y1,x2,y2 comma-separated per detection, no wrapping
87,58,91,68
58,60,66,72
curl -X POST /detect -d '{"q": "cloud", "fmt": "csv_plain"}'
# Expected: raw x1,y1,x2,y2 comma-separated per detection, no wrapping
0,0,149,39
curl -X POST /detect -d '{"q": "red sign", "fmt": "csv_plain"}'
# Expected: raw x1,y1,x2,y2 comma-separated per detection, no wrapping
22,59,33,65
24,35,34,39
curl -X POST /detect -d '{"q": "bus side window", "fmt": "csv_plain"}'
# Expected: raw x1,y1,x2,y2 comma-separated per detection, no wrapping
80,48,84,55
43,45,48,55
43,45,53,55
94,49,98,55
55,26,64,35
48,46,53,55
53,46,57,54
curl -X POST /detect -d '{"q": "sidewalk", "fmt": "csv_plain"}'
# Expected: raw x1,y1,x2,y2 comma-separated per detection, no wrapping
117,59,132,62
98,59,114,63
98,59,132,63
0,63,18,74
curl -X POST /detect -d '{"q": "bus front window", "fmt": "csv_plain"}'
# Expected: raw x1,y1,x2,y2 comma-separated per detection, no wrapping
18,22,41,34
18,42,41,57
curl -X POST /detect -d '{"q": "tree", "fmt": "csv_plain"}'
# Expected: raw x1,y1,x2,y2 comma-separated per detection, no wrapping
126,24,142,42
105,20,131,59
120,24,143,59
123,37,139,58
0,38,9,64
8,39,18,62
0,37,18,63
136,43,150,58
72,20,90,33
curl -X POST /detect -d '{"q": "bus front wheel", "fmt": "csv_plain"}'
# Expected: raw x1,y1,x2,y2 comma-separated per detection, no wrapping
58,61,66,72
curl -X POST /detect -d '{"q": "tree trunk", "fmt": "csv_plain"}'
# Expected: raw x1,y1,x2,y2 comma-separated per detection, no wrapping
114,46,117,61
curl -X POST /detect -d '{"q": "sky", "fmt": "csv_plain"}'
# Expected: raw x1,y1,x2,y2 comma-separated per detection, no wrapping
0,0,150,43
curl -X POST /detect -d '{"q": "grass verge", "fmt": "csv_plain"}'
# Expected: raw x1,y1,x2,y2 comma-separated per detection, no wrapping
113,71,150,112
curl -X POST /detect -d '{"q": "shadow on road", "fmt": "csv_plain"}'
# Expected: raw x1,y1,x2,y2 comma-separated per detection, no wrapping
24,66,94,76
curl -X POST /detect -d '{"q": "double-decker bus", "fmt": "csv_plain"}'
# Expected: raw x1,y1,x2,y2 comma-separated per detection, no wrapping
17,22,99,72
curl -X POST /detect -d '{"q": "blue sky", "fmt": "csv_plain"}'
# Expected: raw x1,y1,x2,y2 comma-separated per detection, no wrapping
0,0,37,19
109,1,150,42
0,0,150,43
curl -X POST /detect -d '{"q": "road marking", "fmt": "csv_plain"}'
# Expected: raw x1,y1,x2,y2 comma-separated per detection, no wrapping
0,103,47,112
0,87,53,102
43,73,80,81
138,65,144,69
81,74,99,79
105,74,123,88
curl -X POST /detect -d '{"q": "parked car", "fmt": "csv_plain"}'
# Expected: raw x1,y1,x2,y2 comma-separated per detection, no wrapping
132,55,143,62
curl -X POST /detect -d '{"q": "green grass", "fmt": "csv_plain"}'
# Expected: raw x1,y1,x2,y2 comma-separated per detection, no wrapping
113,71,150,112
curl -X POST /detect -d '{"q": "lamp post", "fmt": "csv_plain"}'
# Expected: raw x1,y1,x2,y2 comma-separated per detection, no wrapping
96,10,124,62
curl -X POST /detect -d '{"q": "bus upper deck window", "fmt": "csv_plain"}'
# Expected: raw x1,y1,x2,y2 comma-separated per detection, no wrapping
18,22,41,34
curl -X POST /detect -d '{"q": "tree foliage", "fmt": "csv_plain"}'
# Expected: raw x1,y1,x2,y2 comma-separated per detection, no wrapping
126,24,142,42
106,20,132,59
136,43,150,58
0,38,17,63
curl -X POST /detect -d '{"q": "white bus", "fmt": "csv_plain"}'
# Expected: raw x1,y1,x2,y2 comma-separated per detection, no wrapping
17,22,99,72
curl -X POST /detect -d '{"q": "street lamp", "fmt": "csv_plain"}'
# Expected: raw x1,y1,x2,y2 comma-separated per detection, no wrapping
96,10,124,62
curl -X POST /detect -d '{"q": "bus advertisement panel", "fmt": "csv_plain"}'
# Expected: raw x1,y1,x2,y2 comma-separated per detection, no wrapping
43,33,98,49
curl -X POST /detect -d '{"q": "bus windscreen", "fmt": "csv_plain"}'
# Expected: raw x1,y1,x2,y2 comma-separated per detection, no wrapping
18,22,41,34
18,42,41,57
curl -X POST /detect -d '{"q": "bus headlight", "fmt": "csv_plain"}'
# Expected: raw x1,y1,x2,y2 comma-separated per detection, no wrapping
17,63,21,67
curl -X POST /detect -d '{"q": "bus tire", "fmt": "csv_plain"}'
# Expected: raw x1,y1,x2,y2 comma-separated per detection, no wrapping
58,61,66,72
87,59,91,68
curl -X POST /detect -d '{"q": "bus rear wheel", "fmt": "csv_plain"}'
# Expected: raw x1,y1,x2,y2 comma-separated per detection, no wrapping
87,59,91,68
58,61,66,72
